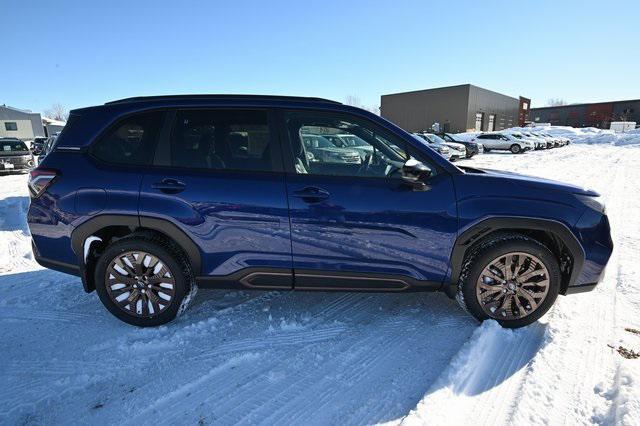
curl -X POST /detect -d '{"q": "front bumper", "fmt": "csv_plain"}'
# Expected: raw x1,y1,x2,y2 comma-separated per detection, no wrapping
564,211,613,295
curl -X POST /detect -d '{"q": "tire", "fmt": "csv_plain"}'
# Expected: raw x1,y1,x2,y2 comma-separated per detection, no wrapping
510,144,522,154
456,233,560,328
94,233,197,327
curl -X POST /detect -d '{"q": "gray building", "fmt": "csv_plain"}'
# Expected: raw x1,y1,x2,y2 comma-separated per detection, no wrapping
381,84,530,133
531,99,640,129
0,105,45,140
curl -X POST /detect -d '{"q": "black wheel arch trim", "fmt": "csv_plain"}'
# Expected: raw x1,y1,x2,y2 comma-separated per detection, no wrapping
447,216,585,294
70,214,203,282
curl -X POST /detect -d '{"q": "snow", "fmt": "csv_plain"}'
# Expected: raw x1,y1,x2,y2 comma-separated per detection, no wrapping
457,125,640,147
1,142,640,424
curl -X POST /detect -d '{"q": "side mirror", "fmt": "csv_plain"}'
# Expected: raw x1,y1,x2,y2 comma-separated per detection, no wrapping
401,158,431,191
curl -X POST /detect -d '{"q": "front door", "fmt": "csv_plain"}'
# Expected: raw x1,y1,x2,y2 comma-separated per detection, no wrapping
280,110,458,290
139,108,292,288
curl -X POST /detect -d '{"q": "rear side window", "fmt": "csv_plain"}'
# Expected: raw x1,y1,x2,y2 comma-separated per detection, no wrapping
169,109,273,172
91,111,164,166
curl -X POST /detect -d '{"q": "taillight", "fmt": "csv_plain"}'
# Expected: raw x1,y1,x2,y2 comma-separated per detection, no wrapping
28,169,57,197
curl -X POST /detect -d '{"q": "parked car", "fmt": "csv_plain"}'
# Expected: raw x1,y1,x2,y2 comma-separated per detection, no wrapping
301,134,362,164
545,133,571,146
30,136,48,155
421,133,466,161
506,131,545,150
438,133,483,158
412,133,451,159
530,132,560,148
473,133,534,153
0,138,35,173
414,133,466,161
28,94,613,329
540,132,570,146
323,134,373,160
520,132,551,149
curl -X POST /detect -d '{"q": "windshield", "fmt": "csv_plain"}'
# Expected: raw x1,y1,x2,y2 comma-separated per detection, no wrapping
338,135,368,147
426,133,446,144
1,140,29,153
302,135,333,148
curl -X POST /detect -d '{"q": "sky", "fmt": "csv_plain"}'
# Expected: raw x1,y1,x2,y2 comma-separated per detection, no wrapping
1,0,639,115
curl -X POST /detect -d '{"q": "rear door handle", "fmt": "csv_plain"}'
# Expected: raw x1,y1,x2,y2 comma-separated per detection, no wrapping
152,178,187,194
292,186,330,202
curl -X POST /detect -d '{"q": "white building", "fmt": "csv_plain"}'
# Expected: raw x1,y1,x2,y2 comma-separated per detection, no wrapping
1,105,46,140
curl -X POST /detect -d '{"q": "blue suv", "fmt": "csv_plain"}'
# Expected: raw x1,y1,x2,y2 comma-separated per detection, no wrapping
27,95,613,328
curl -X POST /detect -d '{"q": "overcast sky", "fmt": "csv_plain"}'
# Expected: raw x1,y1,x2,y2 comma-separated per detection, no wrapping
2,0,639,114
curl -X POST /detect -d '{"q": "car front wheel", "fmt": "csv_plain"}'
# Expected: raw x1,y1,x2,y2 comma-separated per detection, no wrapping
456,233,560,328
510,144,522,154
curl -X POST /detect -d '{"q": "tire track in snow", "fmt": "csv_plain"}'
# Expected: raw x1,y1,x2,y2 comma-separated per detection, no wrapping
0,306,94,322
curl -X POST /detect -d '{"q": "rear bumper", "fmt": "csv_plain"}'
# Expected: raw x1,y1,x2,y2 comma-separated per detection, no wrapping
32,240,79,277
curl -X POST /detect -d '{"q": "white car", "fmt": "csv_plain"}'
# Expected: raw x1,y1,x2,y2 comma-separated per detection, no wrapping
540,132,570,146
323,134,374,160
473,133,535,154
414,133,466,161
507,131,546,150
528,132,557,148
412,133,451,159
519,132,551,149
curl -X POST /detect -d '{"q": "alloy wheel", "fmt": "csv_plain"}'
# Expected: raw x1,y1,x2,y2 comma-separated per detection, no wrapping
475,252,550,320
105,251,176,317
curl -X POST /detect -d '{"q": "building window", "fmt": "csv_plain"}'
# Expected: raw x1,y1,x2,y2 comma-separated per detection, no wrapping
4,122,17,131
475,113,484,131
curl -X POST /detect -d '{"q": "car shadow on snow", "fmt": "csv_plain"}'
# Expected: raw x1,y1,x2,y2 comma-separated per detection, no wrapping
0,269,546,424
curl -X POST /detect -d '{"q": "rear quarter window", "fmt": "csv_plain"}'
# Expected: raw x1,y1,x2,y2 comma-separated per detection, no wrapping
91,111,165,166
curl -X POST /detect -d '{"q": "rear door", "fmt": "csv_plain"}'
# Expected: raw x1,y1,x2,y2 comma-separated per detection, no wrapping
139,108,292,288
280,109,458,290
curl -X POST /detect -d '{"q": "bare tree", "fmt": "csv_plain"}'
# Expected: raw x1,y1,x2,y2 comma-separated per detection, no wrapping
344,95,380,115
546,98,568,107
44,103,69,121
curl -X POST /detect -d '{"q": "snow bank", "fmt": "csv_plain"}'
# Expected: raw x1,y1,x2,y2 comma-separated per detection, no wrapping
513,126,640,146
454,126,640,146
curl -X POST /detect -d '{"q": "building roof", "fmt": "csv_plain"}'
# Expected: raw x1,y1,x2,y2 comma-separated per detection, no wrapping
381,83,521,101
531,98,640,111
42,117,67,126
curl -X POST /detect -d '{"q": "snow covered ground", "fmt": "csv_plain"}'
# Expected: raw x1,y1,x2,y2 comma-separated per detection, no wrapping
1,143,639,425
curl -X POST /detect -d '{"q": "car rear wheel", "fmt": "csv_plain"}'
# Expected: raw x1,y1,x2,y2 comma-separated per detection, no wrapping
510,144,522,154
94,234,197,326
456,233,560,328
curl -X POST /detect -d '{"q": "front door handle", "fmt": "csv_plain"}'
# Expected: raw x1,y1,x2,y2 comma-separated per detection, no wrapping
152,178,187,194
292,186,330,202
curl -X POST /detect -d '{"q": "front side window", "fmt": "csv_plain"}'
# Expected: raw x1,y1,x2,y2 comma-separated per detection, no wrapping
285,111,413,178
4,122,18,131
169,109,272,172
92,111,164,165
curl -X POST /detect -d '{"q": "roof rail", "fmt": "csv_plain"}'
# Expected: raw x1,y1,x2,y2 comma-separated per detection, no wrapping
105,94,341,105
